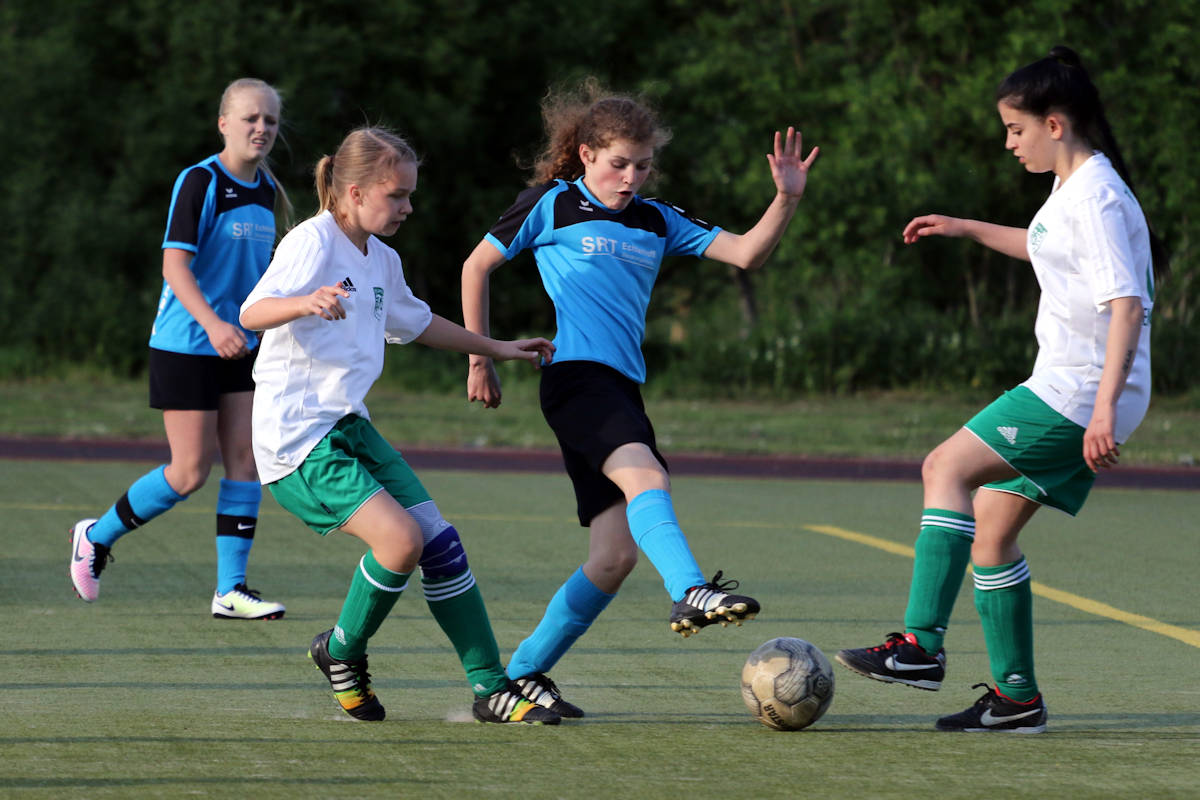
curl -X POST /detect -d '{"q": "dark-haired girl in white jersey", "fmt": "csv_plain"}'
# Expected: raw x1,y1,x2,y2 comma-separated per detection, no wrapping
837,46,1164,733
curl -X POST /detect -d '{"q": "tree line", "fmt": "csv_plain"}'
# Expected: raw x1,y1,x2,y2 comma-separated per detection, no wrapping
2,0,1195,395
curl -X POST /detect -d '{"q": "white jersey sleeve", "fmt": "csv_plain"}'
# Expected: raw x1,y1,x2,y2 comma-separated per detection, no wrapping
380,247,432,344
1073,184,1151,311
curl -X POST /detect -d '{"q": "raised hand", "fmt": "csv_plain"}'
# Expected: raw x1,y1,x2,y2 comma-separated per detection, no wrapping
767,127,819,199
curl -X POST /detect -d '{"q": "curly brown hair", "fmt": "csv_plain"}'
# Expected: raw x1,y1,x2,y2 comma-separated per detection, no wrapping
529,77,672,185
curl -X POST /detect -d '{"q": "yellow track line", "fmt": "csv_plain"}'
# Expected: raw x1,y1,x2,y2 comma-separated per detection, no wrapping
16,499,1196,648
805,524,1200,650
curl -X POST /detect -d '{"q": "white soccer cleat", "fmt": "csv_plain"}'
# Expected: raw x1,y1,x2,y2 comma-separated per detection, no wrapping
69,519,108,602
211,583,286,620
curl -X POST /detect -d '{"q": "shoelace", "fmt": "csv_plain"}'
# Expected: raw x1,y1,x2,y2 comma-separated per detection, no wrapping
343,660,374,697
93,545,114,577
529,673,563,698
869,632,909,652
969,682,996,706
707,570,738,591
233,583,264,600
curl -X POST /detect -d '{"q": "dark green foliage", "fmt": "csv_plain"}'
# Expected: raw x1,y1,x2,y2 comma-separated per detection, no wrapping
1,0,1195,394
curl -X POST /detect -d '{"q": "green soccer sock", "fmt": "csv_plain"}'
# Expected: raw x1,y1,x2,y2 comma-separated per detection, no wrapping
329,550,410,661
974,557,1039,702
422,568,507,697
903,509,975,655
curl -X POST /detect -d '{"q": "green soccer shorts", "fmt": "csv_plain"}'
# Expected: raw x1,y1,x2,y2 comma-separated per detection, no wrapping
964,385,1096,516
267,415,431,535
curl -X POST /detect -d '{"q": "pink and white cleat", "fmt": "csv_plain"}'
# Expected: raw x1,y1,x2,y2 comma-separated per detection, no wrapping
69,519,110,602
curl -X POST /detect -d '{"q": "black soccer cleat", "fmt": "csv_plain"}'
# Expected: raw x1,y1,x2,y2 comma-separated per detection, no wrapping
669,571,760,638
935,683,1047,733
308,628,385,721
513,672,584,718
835,631,946,690
472,681,562,725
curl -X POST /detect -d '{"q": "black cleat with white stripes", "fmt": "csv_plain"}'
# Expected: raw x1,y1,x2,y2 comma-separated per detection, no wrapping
669,571,760,638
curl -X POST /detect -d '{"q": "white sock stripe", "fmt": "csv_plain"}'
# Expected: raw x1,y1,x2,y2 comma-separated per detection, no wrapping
922,515,977,536
359,556,409,593
974,561,1031,590
423,570,476,601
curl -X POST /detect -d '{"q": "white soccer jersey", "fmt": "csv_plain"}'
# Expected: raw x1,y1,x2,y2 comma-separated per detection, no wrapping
1021,152,1154,443
242,211,433,482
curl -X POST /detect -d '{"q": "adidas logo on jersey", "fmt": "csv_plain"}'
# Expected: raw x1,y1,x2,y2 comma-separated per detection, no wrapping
997,426,1019,445
341,277,357,292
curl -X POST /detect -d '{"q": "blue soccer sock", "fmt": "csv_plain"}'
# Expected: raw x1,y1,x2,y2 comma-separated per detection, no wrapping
506,567,614,680
88,465,187,548
626,489,705,601
215,478,261,594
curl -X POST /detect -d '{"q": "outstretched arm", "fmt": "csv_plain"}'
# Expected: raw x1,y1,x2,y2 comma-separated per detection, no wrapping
902,215,1030,261
702,127,819,271
416,314,553,366
461,239,510,407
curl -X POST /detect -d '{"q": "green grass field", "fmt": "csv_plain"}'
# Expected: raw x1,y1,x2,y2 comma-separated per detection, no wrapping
3,375,1198,465
2,459,1196,798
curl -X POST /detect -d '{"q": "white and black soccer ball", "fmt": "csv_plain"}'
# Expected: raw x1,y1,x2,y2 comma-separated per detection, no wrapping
741,637,835,731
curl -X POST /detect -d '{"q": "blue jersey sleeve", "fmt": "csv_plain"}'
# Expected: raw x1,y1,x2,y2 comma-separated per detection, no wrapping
645,198,720,258
162,166,215,253
484,181,562,259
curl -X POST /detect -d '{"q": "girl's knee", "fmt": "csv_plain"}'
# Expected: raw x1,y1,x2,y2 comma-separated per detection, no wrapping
594,545,638,580
165,464,210,496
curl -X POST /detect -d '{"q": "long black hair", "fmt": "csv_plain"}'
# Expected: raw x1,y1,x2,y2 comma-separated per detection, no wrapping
996,46,1168,279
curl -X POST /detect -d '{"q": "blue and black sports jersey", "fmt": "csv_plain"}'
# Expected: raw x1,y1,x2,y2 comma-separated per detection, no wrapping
150,155,276,356
486,177,720,383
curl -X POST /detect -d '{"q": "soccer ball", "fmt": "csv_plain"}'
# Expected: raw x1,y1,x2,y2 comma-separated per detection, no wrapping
741,637,835,731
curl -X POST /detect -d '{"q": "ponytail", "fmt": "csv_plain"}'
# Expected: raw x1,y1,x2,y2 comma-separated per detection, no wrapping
311,127,419,226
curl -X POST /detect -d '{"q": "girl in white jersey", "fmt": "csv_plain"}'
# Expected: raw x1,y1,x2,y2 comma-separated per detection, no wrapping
837,46,1166,733
240,127,559,725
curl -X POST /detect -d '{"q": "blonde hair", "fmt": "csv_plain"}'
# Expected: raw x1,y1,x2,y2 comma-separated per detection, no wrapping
218,78,294,230
529,77,672,185
314,127,420,221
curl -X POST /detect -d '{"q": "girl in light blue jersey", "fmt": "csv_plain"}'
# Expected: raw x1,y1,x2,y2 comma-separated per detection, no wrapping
462,78,818,717
70,78,292,621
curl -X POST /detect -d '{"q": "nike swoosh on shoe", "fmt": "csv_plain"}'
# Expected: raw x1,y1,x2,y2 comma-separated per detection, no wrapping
980,708,1043,725
884,656,938,672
